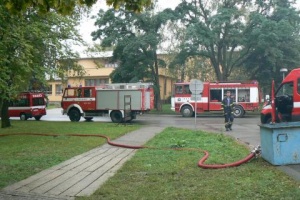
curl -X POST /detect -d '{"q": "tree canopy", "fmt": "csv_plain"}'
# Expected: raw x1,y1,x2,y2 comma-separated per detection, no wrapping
91,0,300,104
171,0,300,86
242,0,300,90
0,0,154,128
4,0,152,14
92,6,175,109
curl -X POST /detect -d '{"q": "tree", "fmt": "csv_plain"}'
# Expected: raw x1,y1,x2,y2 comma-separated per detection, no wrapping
0,0,156,128
173,0,252,81
3,0,152,14
0,4,83,128
92,7,174,110
242,0,300,92
172,0,300,86
164,22,214,82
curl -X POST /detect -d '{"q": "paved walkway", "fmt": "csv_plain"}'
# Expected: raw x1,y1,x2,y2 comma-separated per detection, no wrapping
1,117,300,200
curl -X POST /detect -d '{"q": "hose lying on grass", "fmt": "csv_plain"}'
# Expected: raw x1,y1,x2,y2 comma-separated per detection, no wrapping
0,133,261,169
198,146,261,169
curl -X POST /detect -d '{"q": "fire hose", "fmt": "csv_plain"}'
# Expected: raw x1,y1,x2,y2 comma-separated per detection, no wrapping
0,133,261,169
198,146,261,169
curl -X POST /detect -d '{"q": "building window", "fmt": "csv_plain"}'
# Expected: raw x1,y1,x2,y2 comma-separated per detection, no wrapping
164,80,167,96
55,84,62,95
85,78,109,86
104,63,118,68
47,85,52,95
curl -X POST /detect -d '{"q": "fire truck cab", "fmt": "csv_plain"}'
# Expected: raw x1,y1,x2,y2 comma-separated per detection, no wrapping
172,81,261,118
8,92,47,120
261,68,300,124
61,83,154,123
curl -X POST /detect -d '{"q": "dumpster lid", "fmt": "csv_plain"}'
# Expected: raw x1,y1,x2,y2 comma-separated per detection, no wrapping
259,121,300,129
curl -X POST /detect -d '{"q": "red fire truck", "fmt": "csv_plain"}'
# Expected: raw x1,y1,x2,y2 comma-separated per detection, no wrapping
261,68,300,124
61,82,154,123
171,80,261,118
8,92,47,120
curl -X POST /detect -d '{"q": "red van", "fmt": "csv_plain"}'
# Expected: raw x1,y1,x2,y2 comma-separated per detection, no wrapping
9,92,47,120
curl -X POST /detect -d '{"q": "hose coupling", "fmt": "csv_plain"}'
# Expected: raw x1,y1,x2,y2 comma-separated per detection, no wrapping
251,145,261,157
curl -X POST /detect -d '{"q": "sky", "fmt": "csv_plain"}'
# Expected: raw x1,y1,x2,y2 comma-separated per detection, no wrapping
77,0,181,52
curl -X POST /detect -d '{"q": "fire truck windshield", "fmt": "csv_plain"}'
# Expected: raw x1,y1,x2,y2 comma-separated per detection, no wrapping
175,85,192,94
276,81,293,97
64,89,76,97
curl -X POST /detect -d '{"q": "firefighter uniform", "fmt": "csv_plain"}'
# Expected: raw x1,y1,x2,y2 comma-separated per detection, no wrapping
221,93,235,131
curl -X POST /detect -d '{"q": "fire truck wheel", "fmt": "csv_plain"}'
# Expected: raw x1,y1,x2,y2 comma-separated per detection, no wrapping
69,109,81,122
20,113,28,121
233,106,245,118
181,106,193,117
264,115,279,124
110,111,124,123
266,117,272,124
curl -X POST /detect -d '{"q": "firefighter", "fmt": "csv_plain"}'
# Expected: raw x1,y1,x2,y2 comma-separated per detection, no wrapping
221,91,235,131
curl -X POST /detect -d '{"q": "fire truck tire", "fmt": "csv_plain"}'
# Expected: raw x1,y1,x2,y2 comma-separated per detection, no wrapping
233,105,245,118
34,116,42,121
263,114,279,124
125,117,133,122
69,109,81,122
20,113,28,121
181,106,193,117
110,111,124,123
266,117,272,124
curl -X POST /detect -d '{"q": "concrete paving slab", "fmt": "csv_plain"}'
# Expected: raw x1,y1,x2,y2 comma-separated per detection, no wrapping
30,170,81,194
0,191,73,200
44,171,91,196
16,170,67,193
75,172,115,197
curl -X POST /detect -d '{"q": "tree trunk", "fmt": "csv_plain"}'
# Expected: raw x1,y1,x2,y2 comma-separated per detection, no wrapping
1,99,11,128
154,52,162,111
180,65,185,82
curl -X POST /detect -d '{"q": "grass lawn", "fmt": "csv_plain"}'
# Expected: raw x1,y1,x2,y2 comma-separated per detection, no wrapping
0,120,140,189
78,127,300,200
1,120,299,199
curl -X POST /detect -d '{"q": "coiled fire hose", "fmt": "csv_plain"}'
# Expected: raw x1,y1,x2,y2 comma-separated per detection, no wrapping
0,133,261,169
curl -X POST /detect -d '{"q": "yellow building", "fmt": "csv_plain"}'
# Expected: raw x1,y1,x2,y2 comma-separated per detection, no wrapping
47,52,175,104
